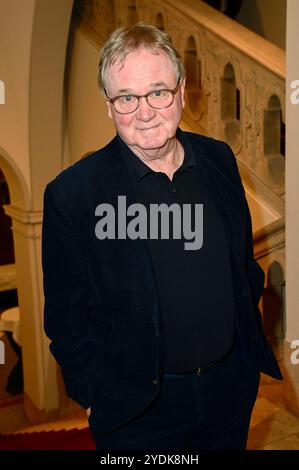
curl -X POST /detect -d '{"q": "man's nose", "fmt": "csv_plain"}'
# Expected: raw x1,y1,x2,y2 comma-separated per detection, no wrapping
136,96,156,121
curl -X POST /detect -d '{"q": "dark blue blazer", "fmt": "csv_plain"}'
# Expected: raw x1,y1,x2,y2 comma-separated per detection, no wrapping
42,130,282,433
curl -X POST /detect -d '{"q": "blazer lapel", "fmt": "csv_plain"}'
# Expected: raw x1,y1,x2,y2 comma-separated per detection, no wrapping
98,137,162,315
100,137,137,208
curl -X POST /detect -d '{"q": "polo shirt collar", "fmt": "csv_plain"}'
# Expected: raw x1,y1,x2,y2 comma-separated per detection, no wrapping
117,127,197,185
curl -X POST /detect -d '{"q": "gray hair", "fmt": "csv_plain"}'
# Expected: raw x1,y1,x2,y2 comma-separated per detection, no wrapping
98,21,185,93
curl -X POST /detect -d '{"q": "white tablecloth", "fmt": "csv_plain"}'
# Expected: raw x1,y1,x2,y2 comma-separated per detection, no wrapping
0,306,21,345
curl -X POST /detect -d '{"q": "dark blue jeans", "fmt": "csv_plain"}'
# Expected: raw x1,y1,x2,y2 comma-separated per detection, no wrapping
90,342,260,451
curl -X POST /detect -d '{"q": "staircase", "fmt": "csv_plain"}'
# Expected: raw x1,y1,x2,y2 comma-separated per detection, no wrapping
0,427,95,450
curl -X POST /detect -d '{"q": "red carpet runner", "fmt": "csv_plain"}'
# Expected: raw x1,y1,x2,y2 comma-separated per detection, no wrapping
0,427,96,450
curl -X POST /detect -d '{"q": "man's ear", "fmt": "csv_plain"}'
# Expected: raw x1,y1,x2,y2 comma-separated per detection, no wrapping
106,101,113,119
180,77,186,109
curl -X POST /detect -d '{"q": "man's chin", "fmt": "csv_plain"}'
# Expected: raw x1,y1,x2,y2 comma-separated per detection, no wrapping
134,132,170,151
135,140,169,154
118,130,175,155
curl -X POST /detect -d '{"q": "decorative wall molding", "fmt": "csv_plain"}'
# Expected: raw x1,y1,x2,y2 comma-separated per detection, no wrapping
3,204,43,238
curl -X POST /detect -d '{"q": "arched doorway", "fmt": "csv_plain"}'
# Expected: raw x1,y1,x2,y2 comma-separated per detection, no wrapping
0,169,15,266
262,260,285,358
184,35,202,117
0,148,30,402
221,63,241,147
264,95,285,189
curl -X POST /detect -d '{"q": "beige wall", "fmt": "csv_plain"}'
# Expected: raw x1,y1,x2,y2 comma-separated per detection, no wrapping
0,0,35,201
65,25,115,166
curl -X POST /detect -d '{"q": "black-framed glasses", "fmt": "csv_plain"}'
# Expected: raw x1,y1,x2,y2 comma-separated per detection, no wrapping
104,77,181,114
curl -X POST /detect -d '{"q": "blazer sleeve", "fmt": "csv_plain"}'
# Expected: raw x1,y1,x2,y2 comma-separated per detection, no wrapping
223,142,265,309
42,182,98,409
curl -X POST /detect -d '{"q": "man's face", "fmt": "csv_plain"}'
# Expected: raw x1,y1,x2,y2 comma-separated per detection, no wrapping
105,47,185,156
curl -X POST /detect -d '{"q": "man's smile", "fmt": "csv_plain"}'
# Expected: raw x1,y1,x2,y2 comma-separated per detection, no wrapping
137,124,160,131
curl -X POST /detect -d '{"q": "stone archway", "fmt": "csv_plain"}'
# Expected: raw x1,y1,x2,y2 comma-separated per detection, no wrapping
1,0,75,422
262,261,285,345
221,63,241,147
264,95,285,188
0,148,29,209
184,35,202,117
155,13,165,31
0,147,30,395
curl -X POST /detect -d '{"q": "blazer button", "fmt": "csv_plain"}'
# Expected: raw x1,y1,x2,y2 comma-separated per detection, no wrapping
241,290,248,297
152,379,158,385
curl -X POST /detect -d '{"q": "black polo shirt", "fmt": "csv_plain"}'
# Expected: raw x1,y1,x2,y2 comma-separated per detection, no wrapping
118,129,235,373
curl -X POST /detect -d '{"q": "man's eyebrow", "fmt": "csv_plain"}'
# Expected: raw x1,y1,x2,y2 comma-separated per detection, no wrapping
149,81,169,88
117,88,134,94
116,82,170,94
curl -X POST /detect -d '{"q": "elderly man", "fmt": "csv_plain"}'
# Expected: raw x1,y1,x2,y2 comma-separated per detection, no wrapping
42,22,282,451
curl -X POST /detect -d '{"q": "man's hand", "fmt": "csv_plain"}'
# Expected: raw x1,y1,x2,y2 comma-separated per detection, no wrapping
86,407,91,418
